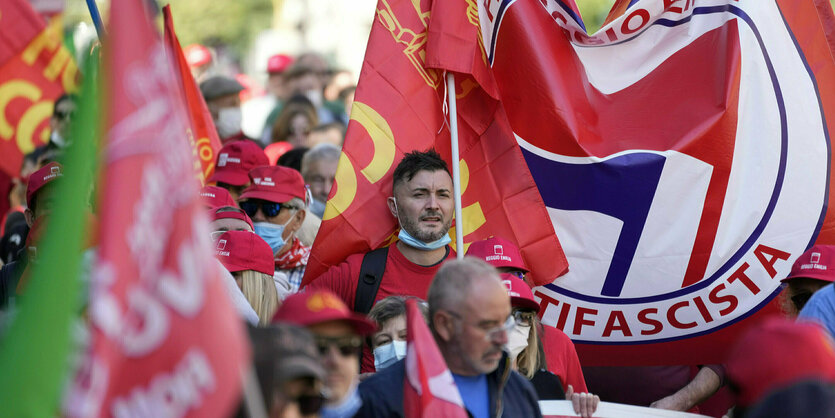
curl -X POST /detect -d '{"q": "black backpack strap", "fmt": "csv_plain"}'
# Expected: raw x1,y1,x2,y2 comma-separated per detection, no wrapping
354,247,389,315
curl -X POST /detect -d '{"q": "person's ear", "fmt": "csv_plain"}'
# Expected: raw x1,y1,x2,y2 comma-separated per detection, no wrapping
432,311,455,343
24,208,35,228
387,196,398,218
293,208,306,229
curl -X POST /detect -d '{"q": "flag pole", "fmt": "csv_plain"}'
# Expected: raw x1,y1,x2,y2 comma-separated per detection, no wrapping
446,72,464,260
85,0,106,39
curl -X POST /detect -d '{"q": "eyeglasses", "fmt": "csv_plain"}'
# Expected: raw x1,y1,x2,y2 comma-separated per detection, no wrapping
210,230,225,241
240,199,295,218
447,311,517,341
512,310,536,327
315,335,362,357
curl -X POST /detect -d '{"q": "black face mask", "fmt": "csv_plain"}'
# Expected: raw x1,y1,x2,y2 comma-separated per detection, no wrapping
791,291,813,312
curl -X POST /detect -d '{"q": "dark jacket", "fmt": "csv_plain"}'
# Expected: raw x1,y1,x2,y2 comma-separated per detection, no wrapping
356,353,542,418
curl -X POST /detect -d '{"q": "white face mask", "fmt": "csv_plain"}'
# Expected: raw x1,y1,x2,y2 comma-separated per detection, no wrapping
50,130,67,147
216,107,241,138
505,324,531,362
304,89,323,107
373,340,407,370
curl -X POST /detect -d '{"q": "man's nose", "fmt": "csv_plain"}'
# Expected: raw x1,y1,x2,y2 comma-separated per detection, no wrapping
252,207,266,222
425,194,440,210
493,329,509,346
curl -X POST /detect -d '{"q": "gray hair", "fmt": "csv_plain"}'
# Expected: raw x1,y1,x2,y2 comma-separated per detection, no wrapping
284,197,307,211
427,258,499,325
301,143,341,176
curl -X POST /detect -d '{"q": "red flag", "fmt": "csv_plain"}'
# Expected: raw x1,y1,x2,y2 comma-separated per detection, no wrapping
403,299,468,418
0,0,78,177
71,0,248,415
302,0,568,287
162,5,222,184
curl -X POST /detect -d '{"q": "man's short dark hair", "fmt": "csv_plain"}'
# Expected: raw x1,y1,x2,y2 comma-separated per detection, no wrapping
392,149,450,192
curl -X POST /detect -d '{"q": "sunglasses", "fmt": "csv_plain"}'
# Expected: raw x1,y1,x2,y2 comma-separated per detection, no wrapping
507,270,526,279
240,200,293,218
315,335,362,357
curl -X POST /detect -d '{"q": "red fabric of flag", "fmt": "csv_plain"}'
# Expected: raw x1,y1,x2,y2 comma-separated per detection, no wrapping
403,299,469,418
162,5,222,184
0,0,78,177
302,0,568,288
72,0,248,416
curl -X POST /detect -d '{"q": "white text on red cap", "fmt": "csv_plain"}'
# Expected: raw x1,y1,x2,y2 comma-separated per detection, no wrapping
218,153,241,167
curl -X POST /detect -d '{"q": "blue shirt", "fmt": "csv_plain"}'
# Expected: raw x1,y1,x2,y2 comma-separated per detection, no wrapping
452,373,489,418
798,283,835,338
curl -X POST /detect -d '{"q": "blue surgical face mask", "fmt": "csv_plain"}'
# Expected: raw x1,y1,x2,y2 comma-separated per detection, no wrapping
391,198,451,251
253,215,294,254
373,340,407,370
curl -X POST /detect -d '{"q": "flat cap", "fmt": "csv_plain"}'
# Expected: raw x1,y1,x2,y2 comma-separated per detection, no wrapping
199,75,244,101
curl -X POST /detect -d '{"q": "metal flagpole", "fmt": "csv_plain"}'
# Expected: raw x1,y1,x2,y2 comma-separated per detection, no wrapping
446,72,465,260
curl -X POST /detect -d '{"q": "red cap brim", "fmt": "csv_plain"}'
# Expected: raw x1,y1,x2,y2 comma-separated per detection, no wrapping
511,296,541,313
239,189,297,203
208,170,250,186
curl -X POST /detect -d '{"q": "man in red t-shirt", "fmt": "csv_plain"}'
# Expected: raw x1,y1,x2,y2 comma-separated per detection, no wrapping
305,149,456,372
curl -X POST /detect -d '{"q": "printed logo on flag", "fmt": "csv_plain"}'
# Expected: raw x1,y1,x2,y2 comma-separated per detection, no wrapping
484,1,832,343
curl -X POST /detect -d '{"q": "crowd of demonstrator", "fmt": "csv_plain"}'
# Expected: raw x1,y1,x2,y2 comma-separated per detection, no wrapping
1,48,834,418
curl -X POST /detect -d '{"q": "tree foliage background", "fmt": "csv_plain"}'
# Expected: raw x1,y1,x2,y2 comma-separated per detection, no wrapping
63,0,835,61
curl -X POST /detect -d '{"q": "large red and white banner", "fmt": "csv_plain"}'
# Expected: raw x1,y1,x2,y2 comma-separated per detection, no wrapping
452,0,835,364
67,0,248,415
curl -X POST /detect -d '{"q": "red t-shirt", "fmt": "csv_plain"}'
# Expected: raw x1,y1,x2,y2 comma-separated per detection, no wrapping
541,325,588,393
305,243,454,372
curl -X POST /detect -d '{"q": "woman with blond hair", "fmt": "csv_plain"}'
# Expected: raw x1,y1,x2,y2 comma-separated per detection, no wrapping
214,230,279,325
501,274,599,417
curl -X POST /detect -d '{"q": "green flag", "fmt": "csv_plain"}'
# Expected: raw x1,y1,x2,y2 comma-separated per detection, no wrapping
0,50,100,416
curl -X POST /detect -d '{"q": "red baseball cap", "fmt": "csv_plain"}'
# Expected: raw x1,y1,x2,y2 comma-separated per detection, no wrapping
214,231,275,276
500,273,540,312
272,289,376,336
781,245,835,283
267,54,294,74
184,44,211,67
239,166,306,204
466,236,529,272
726,317,835,407
27,162,63,208
208,140,269,186
210,206,254,230
200,186,236,209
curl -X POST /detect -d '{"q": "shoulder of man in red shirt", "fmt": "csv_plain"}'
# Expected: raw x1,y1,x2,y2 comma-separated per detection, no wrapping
541,324,588,393
305,251,366,309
